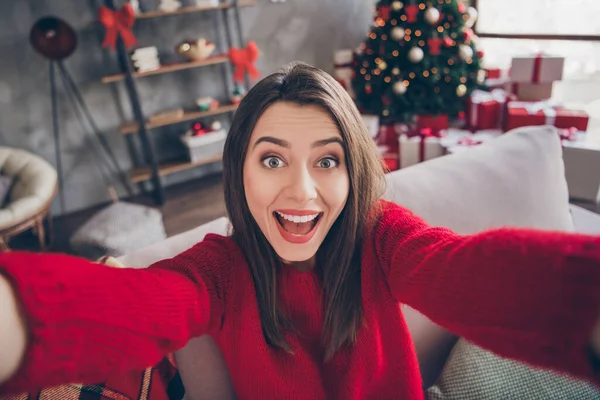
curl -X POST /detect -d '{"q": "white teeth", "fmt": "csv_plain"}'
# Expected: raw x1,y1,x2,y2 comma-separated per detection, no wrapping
276,211,320,223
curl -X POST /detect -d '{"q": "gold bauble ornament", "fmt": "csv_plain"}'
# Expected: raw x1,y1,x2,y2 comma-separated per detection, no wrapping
392,67,400,75
393,81,407,95
456,84,467,97
379,60,388,70
391,27,404,41
392,1,403,11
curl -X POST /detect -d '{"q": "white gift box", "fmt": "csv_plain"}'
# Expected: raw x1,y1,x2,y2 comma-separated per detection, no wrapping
181,129,227,163
509,54,564,84
399,134,445,169
361,114,379,138
333,67,355,98
334,49,354,66
562,132,600,203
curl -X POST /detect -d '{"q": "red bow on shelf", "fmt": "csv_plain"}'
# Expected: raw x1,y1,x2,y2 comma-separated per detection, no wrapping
98,3,137,51
229,41,261,83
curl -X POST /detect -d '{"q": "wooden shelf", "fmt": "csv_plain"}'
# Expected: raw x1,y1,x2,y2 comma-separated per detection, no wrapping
121,104,238,135
130,154,223,183
101,55,229,84
135,0,257,19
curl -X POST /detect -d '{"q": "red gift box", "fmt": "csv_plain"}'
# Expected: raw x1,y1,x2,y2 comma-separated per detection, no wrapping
416,114,448,134
466,89,508,131
377,145,399,172
486,68,503,79
505,101,589,132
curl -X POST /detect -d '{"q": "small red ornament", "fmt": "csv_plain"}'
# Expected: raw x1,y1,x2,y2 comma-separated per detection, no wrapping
457,2,466,13
457,111,465,120
477,50,485,58
463,28,474,41
428,37,443,55
443,36,454,47
366,83,372,94
379,5,391,21
382,96,392,106
405,5,420,23
192,122,208,136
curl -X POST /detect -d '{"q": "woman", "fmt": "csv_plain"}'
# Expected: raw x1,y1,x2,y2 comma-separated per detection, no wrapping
1,62,600,399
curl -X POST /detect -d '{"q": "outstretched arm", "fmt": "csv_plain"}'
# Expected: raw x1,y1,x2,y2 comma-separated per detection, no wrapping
373,200,600,383
0,234,231,396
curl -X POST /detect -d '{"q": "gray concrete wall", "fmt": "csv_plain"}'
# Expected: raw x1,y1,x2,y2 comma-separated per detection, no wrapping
0,0,371,215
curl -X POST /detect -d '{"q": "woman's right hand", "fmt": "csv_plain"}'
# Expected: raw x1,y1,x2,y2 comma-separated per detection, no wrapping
0,273,27,385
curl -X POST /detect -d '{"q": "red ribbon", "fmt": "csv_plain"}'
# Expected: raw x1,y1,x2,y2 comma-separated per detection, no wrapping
457,137,483,147
558,127,578,142
229,41,261,83
403,128,444,163
98,3,137,51
532,52,543,83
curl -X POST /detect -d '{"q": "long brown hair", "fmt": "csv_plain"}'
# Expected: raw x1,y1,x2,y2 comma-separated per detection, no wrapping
223,62,385,361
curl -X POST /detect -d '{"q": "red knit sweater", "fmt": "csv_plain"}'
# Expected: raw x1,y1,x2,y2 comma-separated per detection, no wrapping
2,200,600,399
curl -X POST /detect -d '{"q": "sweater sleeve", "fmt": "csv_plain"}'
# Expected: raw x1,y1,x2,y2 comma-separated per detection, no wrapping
373,200,600,383
0,234,231,396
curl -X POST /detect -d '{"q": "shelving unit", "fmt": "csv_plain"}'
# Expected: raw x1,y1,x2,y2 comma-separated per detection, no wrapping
102,0,252,204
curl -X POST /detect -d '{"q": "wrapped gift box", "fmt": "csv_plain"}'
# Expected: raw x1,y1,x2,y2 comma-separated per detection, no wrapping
398,129,445,169
416,114,448,134
362,114,379,139
466,89,515,131
334,49,354,66
509,53,564,83
505,102,589,132
377,145,399,172
333,49,356,98
509,82,554,101
561,130,600,203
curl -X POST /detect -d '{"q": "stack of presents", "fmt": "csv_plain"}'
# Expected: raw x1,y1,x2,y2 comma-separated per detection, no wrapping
334,50,599,203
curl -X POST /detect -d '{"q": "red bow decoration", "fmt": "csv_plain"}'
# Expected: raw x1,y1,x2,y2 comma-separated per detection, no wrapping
405,5,420,23
457,137,483,147
229,41,261,83
558,127,578,142
379,5,391,21
428,37,442,55
98,3,137,51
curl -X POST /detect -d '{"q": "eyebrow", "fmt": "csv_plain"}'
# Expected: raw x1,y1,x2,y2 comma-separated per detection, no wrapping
252,136,344,150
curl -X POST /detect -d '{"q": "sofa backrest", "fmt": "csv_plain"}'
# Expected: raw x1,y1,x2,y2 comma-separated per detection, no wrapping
118,125,574,392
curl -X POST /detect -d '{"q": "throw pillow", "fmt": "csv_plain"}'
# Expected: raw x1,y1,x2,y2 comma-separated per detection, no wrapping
426,339,600,400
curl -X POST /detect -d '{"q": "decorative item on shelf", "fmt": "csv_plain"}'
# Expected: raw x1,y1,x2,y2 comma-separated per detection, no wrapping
181,125,227,163
98,3,137,51
230,83,246,104
192,0,220,6
229,40,261,83
504,101,589,132
177,38,215,61
130,46,160,73
195,96,220,111
148,108,184,124
159,0,182,12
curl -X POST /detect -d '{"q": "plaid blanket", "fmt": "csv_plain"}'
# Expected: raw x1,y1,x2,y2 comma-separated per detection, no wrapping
2,354,185,400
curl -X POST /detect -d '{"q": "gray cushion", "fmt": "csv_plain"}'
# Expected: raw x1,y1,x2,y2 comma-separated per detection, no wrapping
426,340,600,400
70,201,167,259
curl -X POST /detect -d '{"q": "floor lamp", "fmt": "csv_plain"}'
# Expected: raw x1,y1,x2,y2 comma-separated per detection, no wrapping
29,16,132,212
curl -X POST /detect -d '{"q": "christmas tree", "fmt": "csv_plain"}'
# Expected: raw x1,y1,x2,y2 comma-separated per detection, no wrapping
351,0,484,124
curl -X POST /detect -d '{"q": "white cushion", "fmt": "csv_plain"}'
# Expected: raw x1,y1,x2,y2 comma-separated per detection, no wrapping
0,147,57,230
382,125,574,387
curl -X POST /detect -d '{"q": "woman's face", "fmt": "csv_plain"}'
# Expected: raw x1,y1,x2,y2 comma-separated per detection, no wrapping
243,102,350,266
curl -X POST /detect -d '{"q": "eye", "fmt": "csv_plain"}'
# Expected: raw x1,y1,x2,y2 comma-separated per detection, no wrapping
261,156,285,169
317,157,339,169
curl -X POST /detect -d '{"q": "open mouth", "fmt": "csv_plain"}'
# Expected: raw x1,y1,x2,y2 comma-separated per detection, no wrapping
274,211,323,236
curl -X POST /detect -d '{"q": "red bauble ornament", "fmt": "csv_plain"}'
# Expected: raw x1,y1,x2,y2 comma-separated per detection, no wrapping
405,5,420,23
443,36,454,47
428,37,443,55
463,28,474,40
366,84,373,94
458,2,466,13
477,50,485,58
379,5,391,21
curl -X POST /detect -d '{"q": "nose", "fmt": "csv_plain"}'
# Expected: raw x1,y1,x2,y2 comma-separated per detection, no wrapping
285,165,317,204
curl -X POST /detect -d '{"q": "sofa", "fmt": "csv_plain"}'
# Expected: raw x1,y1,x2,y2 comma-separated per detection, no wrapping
117,125,600,399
